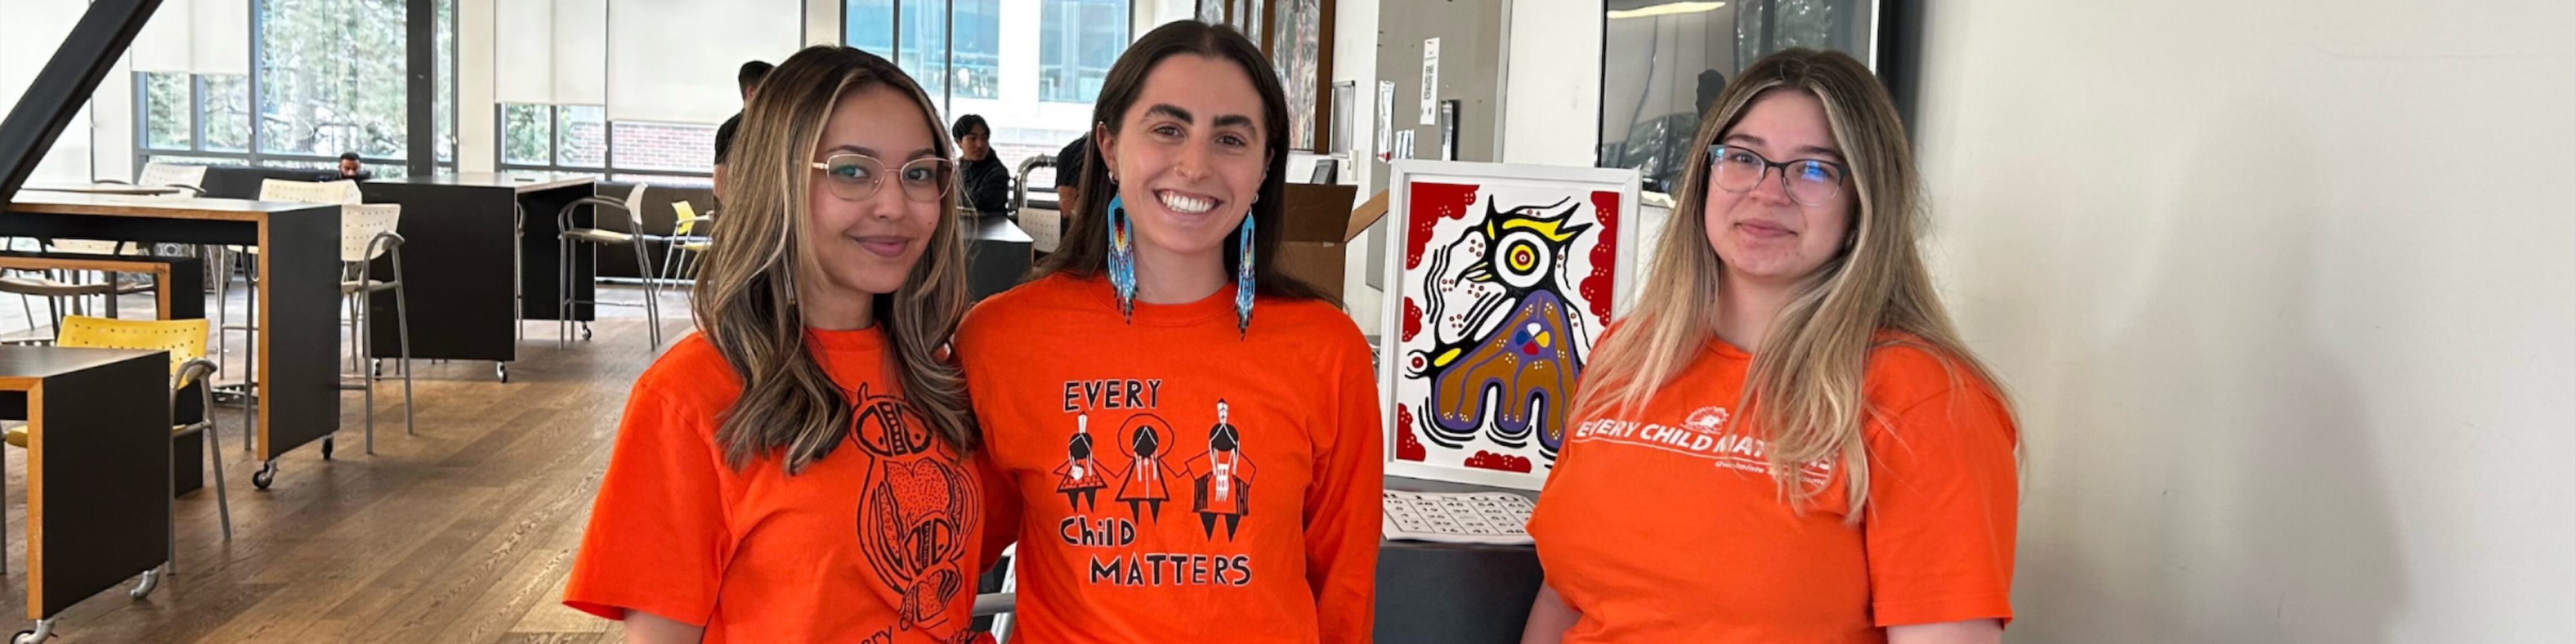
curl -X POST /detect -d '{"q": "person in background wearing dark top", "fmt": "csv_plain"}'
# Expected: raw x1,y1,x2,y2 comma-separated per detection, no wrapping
952,114,1013,217
1052,134,1089,222
336,152,371,180
711,59,774,197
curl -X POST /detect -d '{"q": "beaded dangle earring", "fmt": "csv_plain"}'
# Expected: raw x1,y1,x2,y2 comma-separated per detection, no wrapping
1107,193,1138,322
1235,204,1255,337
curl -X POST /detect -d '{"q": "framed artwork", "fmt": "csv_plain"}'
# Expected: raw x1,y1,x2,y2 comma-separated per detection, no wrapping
1378,160,1642,489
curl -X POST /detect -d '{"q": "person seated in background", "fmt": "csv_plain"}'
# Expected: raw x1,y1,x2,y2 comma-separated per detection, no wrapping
952,114,1013,217
336,152,370,180
712,59,774,198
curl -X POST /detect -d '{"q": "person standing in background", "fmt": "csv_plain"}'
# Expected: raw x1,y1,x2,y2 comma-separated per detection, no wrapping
954,114,1014,217
712,59,774,198
1053,134,1091,223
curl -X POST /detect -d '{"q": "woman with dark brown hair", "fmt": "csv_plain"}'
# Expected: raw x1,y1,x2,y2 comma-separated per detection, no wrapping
956,19,1382,644
561,45,992,643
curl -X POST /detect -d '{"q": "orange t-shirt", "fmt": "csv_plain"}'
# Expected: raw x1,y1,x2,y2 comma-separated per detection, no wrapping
563,328,992,644
958,273,1382,644
1526,334,2018,643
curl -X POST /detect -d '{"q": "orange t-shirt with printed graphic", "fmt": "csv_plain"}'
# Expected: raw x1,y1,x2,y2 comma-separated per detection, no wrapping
1526,333,2018,643
564,328,992,644
958,273,1382,644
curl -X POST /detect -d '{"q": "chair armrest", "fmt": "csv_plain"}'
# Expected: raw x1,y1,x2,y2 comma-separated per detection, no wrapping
970,592,1015,617
558,196,634,232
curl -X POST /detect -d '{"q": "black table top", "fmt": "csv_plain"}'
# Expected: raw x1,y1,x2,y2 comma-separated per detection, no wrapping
967,214,1033,244
0,346,164,380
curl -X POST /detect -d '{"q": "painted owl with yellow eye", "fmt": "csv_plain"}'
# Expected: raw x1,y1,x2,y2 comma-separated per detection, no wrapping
1403,197,1593,460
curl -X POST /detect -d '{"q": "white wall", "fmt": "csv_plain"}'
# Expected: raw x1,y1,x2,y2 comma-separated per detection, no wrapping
1910,1,2576,641
1499,0,1600,167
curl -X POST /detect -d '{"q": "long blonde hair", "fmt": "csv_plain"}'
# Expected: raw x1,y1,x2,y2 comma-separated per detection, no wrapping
694,46,976,473
1570,48,2007,516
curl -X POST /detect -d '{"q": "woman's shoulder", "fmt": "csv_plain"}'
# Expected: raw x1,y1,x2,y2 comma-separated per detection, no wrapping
1256,296,1373,364
1863,330,2003,413
632,332,744,412
957,272,1088,345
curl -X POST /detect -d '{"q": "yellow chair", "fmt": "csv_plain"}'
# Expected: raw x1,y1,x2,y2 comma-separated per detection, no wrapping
6,316,233,558
654,200,714,299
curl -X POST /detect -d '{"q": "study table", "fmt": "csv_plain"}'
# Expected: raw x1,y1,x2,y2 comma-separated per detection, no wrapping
0,345,173,643
359,172,598,379
0,191,341,486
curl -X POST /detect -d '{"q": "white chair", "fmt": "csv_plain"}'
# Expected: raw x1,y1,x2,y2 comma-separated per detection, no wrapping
223,179,382,457
336,202,414,452
653,200,713,299
136,162,209,196
552,184,663,347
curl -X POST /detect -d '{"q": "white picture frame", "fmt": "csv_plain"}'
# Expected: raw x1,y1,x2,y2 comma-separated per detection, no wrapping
1378,160,1643,489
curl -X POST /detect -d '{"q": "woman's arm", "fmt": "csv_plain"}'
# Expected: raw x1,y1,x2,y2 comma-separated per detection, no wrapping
621,609,706,644
1886,619,2003,644
1519,581,1580,644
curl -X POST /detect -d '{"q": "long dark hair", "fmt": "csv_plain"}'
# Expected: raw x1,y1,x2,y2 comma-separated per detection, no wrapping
694,45,978,473
1034,20,1331,306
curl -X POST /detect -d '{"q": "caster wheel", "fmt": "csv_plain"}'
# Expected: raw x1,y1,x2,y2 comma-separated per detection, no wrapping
321,437,334,460
14,629,37,644
251,464,277,489
371,360,382,377
581,324,594,341
495,363,510,383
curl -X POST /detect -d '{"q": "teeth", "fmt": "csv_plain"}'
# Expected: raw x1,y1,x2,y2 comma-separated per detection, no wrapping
1158,191,1215,214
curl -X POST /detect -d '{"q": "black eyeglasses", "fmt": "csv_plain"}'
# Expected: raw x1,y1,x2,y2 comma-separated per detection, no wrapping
1706,144,1849,207
809,153,956,203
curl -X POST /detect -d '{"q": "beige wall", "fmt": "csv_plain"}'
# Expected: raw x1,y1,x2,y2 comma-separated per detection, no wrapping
1909,1,2576,641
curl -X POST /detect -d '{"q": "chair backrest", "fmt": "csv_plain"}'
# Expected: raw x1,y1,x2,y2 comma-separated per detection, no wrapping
620,184,649,228
339,204,404,263
259,178,361,205
56,316,209,375
49,239,136,255
137,162,208,191
672,200,701,236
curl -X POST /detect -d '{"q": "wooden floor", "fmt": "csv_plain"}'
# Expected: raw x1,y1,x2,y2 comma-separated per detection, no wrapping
0,283,690,643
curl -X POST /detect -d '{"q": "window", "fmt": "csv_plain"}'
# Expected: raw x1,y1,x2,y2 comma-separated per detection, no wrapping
610,121,719,173
140,71,192,151
557,104,607,168
200,74,252,153
257,0,409,159
502,103,553,166
898,0,950,99
501,104,718,176
1041,0,1124,103
952,0,1001,99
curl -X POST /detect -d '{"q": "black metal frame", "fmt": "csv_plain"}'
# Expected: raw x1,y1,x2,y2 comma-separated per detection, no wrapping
0,0,168,201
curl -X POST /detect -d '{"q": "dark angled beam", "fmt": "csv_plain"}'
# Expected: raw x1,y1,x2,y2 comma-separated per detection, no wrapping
0,0,167,202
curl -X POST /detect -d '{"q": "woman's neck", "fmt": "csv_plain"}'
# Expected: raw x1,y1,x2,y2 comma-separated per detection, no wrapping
1132,240,1227,304
798,276,876,330
1713,266,1797,351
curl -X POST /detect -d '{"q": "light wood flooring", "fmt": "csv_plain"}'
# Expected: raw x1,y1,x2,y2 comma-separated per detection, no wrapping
0,282,690,643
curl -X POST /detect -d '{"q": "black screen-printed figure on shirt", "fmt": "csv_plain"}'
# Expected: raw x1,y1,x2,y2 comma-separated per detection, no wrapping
1114,413,1175,522
1052,413,1109,511
1186,399,1258,540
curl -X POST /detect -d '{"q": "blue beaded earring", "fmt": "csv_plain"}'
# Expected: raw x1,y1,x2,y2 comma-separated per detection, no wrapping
1107,194,1138,322
1235,206,1255,337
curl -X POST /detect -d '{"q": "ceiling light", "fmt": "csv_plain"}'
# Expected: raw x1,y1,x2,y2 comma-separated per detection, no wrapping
1608,1,1727,19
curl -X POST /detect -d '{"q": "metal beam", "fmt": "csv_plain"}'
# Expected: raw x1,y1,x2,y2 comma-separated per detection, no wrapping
0,0,167,202
408,0,436,176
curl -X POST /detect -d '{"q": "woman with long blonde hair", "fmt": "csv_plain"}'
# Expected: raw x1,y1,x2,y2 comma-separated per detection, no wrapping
562,46,992,643
1521,48,2020,644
